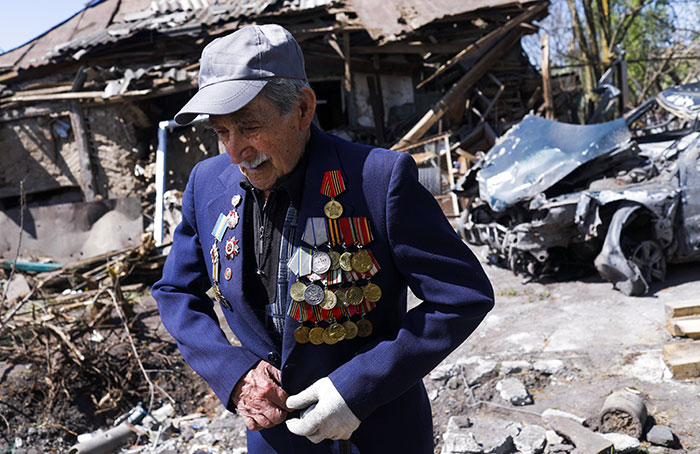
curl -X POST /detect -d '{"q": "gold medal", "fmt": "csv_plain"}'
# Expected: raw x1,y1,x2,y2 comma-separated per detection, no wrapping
346,286,364,306
294,325,310,344
339,252,353,271
328,250,341,271
327,322,347,342
309,326,325,345
323,199,343,219
357,318,373,337
351,249,373,274
290,282,307,302
363,282,382,303
322,328,338,345
343,320,358,340
320,289,337,310
336,288,348,306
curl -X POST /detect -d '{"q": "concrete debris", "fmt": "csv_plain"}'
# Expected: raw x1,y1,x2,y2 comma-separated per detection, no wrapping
545,416,613,454
646,425,677,447
600,432,641,453
459,356,498,386
532,359,565,375
599,390,647,438
500,360,532,374
431,363,459,382
3,274,31,302
541,408,586,425
429,389,440,401
496,377,534,406
441,416,521,454
545,429,564,446
513,424,547,454
545,443,574,453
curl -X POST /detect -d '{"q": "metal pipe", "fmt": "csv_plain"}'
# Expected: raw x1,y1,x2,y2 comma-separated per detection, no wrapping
154,115,208,246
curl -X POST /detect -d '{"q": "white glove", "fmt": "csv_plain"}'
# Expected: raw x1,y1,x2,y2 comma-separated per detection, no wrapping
285,377,361,443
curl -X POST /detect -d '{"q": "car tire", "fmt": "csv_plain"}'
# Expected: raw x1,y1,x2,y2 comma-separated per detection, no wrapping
629,239,667,285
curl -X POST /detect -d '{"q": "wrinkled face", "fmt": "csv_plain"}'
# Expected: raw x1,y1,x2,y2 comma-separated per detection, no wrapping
210,89,314,191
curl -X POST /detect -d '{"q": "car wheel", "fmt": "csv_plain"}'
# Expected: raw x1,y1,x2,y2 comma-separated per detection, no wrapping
629,239,667,284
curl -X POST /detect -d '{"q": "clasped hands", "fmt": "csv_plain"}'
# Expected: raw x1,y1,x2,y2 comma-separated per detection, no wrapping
232,361,360,442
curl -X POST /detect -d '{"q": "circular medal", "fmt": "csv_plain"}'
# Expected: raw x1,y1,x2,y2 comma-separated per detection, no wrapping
343,320,359,340
351,249,373,274
323,199,343,219
312,251,332,274
304,283,325,306
320,289,337,310
294,325,310,344
322,328,339,345
339,252,353,272
327,322,347,342
346,286,364,306
225,236,240,259
224,267,232,281
328,250,341,271
357,318,373,337
309,327,325,345
231,194,242,207
335,287,348,306
363,282,382,303
290,282,307,302
226,210,239,229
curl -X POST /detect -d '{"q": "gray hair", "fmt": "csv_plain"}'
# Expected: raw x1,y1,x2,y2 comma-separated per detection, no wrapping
259,77,310,114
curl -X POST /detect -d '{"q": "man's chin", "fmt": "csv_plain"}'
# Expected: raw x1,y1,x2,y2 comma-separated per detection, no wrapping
240,162,276,191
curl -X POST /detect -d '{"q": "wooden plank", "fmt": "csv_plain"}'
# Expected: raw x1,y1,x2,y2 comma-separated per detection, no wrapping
541,33,554,120
665,299,700,318
669,317,700,339
416,2,548,89
663,340,700,379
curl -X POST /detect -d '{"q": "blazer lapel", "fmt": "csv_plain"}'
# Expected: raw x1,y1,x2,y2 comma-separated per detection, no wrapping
209,163,277,354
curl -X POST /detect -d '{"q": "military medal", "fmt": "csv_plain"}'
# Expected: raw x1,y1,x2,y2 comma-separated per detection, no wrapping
335,287,348,306
309,325,324,345
327,321,346,342
363,282,382,303
302,218,329,247
312,251,332,274
357,318,373,337
328,250,341,271
226,209,240,229
210,241,220,283
346,285,364,306
288,246,314,277
224,267,232,280
320,170,346,220
293,304,311,344
320,289,337,310
231,194,242,207
225,236,240,259
339,252,353,272
351,249,373,274
290,282,307,302
343,319,358,339
211,213,228,242
304,283,325,306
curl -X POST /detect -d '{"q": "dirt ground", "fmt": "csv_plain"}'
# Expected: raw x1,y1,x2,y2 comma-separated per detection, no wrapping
2,244,699,453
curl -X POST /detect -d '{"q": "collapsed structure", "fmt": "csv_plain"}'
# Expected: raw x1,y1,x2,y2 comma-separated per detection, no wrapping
0,0,552,262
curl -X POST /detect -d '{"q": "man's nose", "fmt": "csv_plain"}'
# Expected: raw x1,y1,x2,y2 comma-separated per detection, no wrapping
222,130,250,164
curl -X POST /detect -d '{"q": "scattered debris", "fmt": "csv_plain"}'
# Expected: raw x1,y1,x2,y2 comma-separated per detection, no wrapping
600,432,642,453
496,378,534,406
646,425,677,448
441,416,521,454
663,340,700,379
541,409,586,426
513,424,547,454
544,416,613,454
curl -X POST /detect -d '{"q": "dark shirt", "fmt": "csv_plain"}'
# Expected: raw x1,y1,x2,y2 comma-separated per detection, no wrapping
240,152,308,348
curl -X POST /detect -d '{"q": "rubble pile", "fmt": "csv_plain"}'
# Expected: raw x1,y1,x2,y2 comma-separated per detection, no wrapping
426,356,681,454
0,234,210,453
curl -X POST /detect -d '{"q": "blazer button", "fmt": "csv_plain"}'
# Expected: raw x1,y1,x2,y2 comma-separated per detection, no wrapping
267,351,280,366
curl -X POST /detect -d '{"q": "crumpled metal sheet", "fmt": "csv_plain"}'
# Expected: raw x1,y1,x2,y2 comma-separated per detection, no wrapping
656,82,700,120
476,114,632,212
0,198,143,263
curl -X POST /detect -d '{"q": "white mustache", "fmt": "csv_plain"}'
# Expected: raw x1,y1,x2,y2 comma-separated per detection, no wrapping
239,153,270,169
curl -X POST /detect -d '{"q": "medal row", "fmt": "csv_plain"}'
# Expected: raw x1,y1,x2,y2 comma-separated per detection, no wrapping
294,317,373,345
290,282,381,309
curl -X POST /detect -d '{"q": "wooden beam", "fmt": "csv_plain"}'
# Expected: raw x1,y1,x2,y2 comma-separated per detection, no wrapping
416,2,548,89
68,68,96,202
541,33,554,119
393,28,525,150
664,340,700,379
343,31,357,128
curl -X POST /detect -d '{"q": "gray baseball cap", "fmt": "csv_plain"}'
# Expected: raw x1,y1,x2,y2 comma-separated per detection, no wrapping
174,24,307,125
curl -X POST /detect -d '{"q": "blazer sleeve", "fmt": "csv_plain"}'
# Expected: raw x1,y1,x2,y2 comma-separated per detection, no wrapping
328,151,494,420
152,162,260,408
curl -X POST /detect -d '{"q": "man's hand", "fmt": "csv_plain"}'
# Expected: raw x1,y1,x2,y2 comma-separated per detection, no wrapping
232,360,291,431
285,377,361,443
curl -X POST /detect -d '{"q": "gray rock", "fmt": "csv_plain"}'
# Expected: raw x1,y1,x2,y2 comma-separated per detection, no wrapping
541,408,586,425
601,432,641,453
496,378,533,406
459,357,498,386
513,424,546,454
545,429,564,446
442,432,482,454
501,360,532,374
533,359,565,375
431,363,458,382
447,416,472,432
447,376,462,389
4,274,30,302
429,389,439,401
646,425,676,447
545,443,574,453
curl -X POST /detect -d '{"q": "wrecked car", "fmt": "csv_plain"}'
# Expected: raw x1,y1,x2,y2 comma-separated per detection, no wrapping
454,82,700,295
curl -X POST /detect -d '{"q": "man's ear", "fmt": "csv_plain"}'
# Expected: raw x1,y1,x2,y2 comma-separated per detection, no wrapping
297,86,316,131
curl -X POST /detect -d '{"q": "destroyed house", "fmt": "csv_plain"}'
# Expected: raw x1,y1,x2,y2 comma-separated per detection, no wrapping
0,0,548,262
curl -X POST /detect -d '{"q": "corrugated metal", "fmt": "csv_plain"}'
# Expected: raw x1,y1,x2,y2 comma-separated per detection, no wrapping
348,0,539,41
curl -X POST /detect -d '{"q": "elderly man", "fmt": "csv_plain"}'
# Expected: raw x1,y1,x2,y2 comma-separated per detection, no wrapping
153,24,493,453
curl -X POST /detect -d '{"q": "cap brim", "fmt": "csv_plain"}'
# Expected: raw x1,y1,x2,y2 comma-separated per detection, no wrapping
174,79,269,125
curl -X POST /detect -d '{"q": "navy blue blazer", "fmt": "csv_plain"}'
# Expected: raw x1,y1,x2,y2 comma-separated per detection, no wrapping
153,125,494,453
